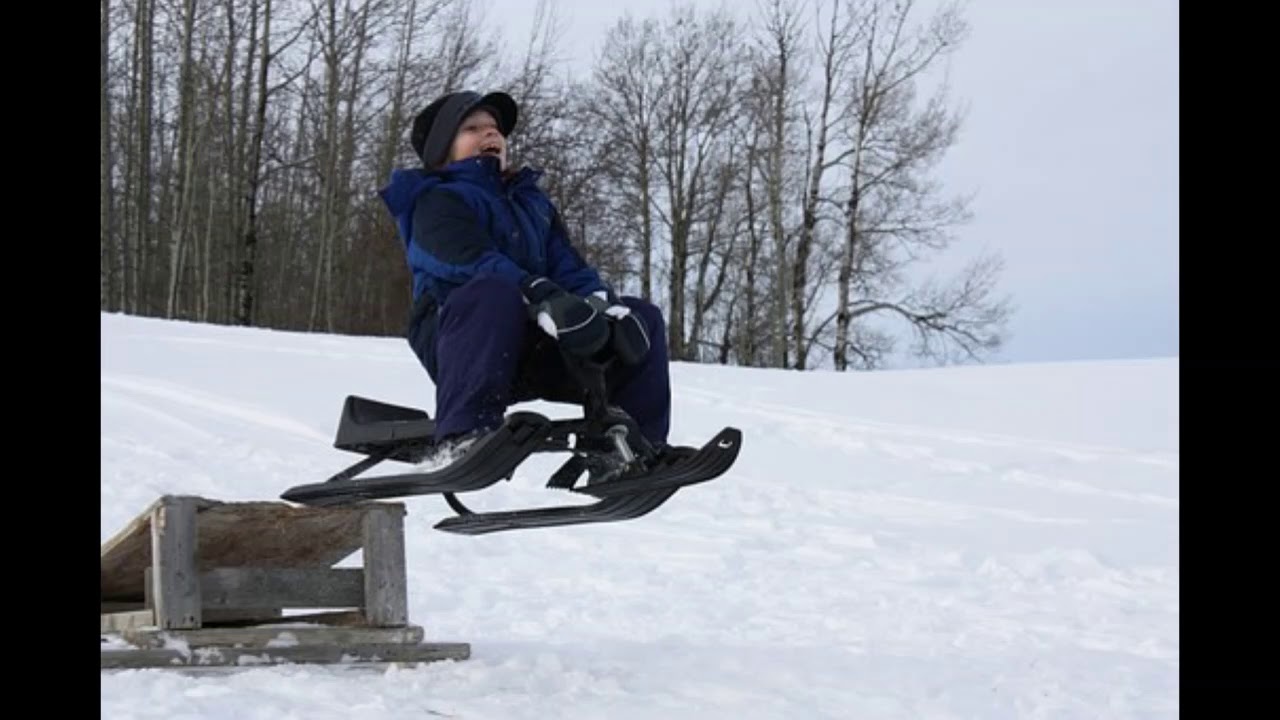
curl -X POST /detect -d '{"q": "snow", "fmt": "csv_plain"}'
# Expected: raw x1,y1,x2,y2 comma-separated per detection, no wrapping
100,312,1178,718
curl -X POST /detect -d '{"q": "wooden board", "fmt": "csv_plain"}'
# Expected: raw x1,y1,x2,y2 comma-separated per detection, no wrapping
119,623,425,649
101,610,155,633
100,642,471,669
101,496,399,602
145,567,366,610
361,505,408,626
100,606,283,630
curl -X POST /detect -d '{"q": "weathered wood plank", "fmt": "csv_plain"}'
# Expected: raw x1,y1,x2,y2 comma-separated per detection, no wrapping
151,497,200,629
101,642,471,669
202,608,284,625
199,568,364,609
102,496,384,602
362,504,407,627
101,605,281,630
278,610,367,627
100,495,216,601
119,623,424,649
101,610,155,633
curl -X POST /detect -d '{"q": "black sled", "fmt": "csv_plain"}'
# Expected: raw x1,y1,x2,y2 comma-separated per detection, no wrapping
279,355,742,535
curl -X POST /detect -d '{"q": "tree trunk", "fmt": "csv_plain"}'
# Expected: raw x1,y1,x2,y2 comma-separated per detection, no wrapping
638,140,652,299
834,190,859,372
101,0,114,309
365,0,421,334
130,0,155,314
201,149,218,321
792,0,841,369
328,1,372,333
165,0,200,319
766,43,788,370
741,140,761,367
218,0,244,321
688,162,736,360
309,0,341,332
235,0,268,326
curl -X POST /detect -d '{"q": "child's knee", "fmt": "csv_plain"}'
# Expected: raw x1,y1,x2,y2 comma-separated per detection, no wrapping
621,297,666,337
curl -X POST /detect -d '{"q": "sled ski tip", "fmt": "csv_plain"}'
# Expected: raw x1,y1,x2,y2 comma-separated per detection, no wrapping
573,426,741,499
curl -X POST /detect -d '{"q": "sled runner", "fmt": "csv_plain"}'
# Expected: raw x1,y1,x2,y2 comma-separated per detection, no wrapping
279,357,741,535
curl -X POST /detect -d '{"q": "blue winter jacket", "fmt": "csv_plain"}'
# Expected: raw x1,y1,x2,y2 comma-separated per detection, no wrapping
379,155,608,316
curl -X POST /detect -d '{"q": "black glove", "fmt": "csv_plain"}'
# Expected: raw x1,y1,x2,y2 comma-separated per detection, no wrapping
587,290,651,366
520,276,610,358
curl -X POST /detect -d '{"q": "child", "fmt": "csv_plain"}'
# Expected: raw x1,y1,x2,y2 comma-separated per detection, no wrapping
378,90,672,459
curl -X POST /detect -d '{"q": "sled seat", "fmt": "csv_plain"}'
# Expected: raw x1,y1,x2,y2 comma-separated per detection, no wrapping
333,395,436,462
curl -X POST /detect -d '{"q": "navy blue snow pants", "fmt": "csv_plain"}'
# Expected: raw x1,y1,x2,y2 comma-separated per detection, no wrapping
408,275,672,444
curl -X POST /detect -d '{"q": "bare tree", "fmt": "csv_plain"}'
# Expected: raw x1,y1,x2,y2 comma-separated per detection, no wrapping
235,0,308,326
652,4,744,360
789,0,848,369
102,0,115,309
831,0,1008,369
226,0,259,323
501,0,562,160
434,0,494,94
302,0,386,332
356,0,422,334
590,14,666,298
306,0,343,331
194,6,227,321
164,0,201,318
738,136,766,366
749,0,806,368
128,0,156,314
686,152,743,361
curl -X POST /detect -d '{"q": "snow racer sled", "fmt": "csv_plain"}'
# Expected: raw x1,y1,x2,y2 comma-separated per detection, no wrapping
279,355,741,535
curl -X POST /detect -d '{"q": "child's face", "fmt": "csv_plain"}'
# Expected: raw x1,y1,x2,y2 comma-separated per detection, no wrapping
448,108,507,170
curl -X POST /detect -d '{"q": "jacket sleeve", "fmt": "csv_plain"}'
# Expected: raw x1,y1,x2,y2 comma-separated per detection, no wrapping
412,188,531,289
545,207,609,297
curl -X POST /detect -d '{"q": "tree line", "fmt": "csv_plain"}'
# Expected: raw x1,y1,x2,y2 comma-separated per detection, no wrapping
100,0,1011,370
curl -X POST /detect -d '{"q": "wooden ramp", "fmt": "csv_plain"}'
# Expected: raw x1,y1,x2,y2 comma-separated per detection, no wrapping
100,495,469,669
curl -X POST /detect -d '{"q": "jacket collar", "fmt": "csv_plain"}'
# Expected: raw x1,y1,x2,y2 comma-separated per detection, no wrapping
378,156,546,220
439,156,544,191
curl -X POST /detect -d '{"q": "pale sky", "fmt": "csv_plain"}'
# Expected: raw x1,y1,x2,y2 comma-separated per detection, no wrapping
479,0,1179,366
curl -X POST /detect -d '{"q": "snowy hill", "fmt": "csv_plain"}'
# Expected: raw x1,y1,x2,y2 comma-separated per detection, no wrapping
100,312,1178,719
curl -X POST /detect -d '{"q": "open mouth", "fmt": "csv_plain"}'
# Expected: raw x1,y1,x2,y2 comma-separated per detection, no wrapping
480,142,502,157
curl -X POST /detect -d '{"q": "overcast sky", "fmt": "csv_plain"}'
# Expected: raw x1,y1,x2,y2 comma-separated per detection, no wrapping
480,0,1178,365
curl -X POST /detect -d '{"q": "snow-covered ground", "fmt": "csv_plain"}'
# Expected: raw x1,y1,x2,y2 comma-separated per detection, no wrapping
101,312,1178,719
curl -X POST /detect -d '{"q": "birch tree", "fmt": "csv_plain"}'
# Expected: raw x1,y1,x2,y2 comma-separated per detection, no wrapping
752,0,804,368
